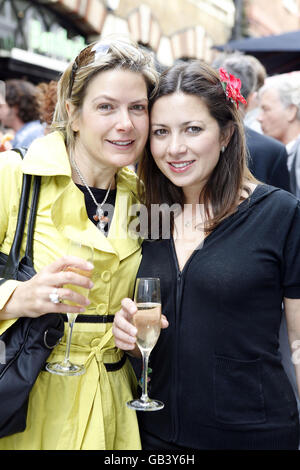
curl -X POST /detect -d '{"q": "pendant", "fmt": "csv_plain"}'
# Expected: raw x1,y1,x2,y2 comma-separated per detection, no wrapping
94,205,109,233
96,205,104,220
97,219,106,232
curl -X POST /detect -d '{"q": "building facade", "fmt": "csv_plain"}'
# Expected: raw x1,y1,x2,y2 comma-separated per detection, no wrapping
245,0,300,36
0,0,88,82
0,0,235,82
112,0,235,65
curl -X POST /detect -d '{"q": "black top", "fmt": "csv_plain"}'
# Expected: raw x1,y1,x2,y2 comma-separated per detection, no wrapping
134,184,300,450
76,183,116,234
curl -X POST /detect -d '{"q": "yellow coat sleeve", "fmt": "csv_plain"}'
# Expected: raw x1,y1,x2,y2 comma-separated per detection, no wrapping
0,151,24,332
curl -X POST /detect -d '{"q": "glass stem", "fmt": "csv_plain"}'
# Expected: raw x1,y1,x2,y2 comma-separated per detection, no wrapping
62,318,75,365
140,351,150,403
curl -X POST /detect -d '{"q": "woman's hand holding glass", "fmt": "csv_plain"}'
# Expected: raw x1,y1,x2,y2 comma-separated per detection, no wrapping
46,240,94,376
113,299,169,355
113,278,169,411
0,255,94,322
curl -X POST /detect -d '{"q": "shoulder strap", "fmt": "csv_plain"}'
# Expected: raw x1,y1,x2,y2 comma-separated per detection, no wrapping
23,175,41,267
3,148,41,278
11,147,27,160
3,173,31,278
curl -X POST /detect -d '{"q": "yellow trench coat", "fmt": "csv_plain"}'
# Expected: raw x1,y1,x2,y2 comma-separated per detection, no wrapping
0,132,142,450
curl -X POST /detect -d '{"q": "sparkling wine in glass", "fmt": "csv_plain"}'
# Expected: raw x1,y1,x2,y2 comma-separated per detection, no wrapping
127,278,164,411
46,240,94,376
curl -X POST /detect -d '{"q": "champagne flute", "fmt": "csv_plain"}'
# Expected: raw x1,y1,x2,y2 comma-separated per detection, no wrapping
127,278,164,411
46,240,94,376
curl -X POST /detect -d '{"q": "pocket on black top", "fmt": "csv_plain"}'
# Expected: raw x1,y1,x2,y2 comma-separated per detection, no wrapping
214,355,266,425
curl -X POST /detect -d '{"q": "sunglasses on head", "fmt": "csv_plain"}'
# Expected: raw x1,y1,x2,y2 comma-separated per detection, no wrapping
68,43,110,98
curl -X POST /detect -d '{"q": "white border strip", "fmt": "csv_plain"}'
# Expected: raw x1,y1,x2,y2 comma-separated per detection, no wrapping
0,48,69,72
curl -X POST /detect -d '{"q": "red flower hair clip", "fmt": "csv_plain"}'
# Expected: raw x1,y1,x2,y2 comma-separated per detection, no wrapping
219,67,247,109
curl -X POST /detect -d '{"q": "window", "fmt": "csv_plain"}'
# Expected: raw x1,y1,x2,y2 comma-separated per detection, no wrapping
187,0,235,25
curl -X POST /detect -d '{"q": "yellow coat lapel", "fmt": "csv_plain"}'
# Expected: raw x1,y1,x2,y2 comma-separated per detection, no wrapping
21,131,141,259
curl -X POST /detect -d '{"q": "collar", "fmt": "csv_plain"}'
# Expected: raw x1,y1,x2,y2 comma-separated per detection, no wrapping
286,133,300,153
21,131,72,176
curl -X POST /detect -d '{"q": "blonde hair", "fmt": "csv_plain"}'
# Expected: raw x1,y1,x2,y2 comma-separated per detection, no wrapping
52,35,159,149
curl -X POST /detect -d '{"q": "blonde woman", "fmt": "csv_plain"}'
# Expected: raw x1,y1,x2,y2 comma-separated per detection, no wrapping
0,37,158,450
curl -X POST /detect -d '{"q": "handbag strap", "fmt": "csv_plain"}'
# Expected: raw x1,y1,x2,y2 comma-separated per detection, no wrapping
24,175,41,266
3,148,41,278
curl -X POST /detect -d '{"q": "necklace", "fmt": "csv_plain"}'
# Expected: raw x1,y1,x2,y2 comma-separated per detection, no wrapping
184,219,203,231
182,211,204,231
71,154,114,233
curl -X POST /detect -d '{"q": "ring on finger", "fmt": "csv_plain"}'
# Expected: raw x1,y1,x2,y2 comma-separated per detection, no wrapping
49,287,62,304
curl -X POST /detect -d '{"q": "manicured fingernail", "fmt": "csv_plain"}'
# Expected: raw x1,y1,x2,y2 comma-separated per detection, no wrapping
87,262,94,269
79,308,85,312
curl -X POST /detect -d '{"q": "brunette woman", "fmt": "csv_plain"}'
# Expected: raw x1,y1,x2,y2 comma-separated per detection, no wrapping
113,61,300,450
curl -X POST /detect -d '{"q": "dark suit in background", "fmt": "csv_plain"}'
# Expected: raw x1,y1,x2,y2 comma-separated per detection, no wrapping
245,126,291,192
246,126,299,428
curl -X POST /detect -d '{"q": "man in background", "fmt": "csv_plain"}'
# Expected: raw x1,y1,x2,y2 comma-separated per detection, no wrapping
258,75,300,197
212,52,290,192
243,55,266,134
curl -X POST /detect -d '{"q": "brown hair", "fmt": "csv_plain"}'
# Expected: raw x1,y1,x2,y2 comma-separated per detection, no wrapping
138,60,256,235
5,79,40,123
36,80,58,126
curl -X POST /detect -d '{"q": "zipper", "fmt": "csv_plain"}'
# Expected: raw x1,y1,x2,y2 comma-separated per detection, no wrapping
169,236,202,442
169,237,183,442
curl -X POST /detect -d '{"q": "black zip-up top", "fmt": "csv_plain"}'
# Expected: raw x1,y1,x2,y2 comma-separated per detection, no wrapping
134,185,300,450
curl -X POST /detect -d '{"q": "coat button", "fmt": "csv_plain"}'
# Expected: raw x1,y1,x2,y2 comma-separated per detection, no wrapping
96,304,106,315
101,271,111,282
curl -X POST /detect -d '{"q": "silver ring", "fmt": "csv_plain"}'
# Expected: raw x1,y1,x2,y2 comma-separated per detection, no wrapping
49,288,61,304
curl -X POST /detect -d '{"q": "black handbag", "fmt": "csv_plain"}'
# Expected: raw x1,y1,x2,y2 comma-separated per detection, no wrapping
0,148,64,438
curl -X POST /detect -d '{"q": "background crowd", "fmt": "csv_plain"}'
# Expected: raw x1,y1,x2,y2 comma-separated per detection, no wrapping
1,51,300,197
